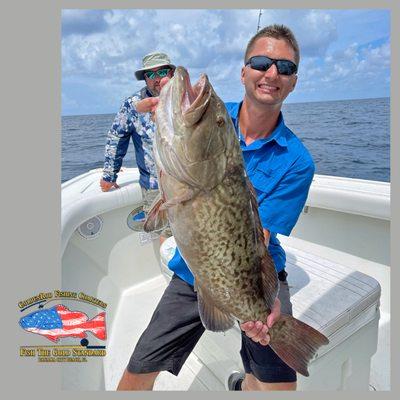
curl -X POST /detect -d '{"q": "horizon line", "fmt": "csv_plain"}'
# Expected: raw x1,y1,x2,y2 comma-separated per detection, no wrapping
62,95,390,117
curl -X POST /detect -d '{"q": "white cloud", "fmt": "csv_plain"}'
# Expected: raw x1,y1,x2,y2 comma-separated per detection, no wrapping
62,10,109,36
259,9,338,59
333,64,350,77
296,38,390,98
62,9,339,78
362,42,390,68
61,9,390,114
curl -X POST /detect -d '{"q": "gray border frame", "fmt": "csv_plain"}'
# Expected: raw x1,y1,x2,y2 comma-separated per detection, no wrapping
4,0,397,398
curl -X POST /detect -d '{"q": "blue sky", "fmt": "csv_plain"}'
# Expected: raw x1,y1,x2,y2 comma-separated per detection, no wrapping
62,9,390,116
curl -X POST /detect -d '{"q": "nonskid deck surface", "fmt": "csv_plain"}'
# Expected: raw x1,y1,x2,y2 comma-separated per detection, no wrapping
104,275,225,391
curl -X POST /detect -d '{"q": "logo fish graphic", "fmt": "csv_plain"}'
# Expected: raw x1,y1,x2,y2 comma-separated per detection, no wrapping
19,305,106,342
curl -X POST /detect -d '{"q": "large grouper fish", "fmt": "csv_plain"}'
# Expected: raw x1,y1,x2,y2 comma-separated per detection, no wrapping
144,66,329,376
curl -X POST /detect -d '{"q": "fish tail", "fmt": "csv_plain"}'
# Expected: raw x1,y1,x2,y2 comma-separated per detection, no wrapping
269,314,329,377
86,312,107,340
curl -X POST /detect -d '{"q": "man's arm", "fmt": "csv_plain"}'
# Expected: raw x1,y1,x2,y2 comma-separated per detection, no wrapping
101,97,159,192
100,99,137,191
257,159,315,235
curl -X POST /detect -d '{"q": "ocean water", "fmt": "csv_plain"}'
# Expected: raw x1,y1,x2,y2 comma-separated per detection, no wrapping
62,97,390,183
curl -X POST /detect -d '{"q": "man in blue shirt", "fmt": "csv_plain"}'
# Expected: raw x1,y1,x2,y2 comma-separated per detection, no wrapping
117,25,314,391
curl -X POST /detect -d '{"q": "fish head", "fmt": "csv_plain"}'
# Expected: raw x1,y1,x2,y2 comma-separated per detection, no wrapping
155,66,239,190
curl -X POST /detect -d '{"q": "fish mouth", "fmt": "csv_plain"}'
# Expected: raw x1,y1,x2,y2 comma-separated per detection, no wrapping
178,68,206,111
19,317,34,329
175,66,211,126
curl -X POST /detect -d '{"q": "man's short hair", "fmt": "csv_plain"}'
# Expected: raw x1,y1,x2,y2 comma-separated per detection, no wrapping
244,24,300,66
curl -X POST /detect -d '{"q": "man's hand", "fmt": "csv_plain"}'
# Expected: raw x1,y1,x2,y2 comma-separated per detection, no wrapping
160,76,170,89
136,77,172,114
135,97,159,113
240,297,281,346
100,179,120,192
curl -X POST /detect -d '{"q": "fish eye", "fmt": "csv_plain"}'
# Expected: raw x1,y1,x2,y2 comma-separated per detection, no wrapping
216,116,225,127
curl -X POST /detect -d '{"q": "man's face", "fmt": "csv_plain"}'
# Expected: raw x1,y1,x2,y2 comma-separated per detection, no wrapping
241,37,298,108
144,66,174,96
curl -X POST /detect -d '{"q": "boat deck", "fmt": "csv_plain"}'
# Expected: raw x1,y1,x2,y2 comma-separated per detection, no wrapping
104,275,225,390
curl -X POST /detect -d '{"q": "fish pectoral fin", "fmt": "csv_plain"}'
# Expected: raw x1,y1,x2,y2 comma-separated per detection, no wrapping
159,187,197,210
143,194,169,233
245,177,265,250
44,335,59,343
197,284,235,332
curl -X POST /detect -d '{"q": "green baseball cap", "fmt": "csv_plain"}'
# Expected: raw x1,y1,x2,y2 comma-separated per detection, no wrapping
134,52,175,80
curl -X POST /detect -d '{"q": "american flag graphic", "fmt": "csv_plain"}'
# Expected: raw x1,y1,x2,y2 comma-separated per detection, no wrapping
19,305,106,342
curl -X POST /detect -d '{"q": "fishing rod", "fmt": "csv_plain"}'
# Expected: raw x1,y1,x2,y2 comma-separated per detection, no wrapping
257,9,262,32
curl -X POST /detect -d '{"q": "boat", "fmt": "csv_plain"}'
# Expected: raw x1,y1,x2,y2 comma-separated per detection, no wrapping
61,167,390,391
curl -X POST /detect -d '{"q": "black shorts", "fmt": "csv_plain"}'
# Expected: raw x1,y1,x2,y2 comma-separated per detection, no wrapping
127,273,296,383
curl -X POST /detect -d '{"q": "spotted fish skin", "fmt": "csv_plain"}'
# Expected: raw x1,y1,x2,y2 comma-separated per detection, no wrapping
170,165,276,323
146,66,329,376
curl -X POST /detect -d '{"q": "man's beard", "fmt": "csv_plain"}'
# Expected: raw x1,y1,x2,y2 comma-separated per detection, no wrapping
148,85,160,97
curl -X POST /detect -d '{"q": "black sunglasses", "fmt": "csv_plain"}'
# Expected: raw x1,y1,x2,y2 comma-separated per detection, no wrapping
245,55,298,76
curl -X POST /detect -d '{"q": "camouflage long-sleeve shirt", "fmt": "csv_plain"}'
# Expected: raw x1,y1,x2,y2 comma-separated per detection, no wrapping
102,87,159,190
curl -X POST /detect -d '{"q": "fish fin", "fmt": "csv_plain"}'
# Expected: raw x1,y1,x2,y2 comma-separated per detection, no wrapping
44,335,59,343
246,177,278,309
197,284,235,332
87,312,107,340
259,252,279,311
159,187,197,210
269,314,329,377
246,177,266,253
143,194,169,233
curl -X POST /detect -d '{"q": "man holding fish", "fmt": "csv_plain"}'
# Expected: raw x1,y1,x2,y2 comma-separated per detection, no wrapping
117,25,325,391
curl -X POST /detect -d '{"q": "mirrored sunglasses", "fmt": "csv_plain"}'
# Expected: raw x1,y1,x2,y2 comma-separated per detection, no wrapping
144,68,172,80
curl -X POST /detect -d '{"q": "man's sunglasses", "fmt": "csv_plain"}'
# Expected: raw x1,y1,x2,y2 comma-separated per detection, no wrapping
245,55,297,76
144,68,172,80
